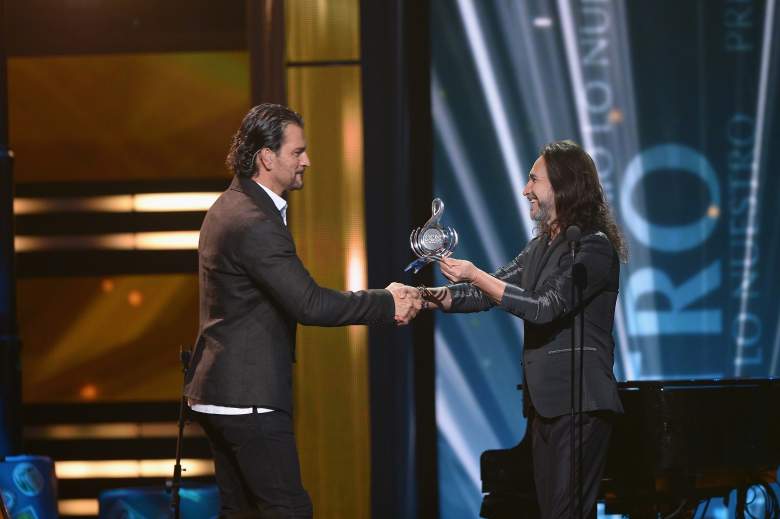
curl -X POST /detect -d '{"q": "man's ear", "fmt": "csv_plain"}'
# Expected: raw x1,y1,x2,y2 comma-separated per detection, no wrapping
259,148,275,171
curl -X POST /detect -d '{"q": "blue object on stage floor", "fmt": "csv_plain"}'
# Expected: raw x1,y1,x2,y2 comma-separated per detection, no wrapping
0,455,59,519
98,484,220,519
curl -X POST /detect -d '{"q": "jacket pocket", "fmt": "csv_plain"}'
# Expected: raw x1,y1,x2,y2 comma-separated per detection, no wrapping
547,346,597,355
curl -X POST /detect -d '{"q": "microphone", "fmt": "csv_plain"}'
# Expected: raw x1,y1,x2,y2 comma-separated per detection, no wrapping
565,225,581,250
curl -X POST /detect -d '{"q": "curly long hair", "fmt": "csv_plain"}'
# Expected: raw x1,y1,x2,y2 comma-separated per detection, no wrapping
225,103,304,178
539,140,628,262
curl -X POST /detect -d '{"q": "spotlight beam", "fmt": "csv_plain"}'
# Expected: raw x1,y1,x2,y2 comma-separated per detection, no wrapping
735,0,775,376
455,0,534,239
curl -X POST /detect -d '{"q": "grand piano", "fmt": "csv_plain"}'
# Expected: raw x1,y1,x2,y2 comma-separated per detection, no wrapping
480,379,780,518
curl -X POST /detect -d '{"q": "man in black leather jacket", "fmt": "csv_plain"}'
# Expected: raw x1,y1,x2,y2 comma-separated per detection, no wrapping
423,140,626,519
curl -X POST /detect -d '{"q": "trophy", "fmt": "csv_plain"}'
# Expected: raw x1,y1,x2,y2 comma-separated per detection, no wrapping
405,198,459,273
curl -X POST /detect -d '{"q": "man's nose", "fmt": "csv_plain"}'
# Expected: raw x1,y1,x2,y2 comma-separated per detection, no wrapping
300,152,311,167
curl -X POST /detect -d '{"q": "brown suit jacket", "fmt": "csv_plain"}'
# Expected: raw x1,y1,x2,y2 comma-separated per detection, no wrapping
184,176,394,414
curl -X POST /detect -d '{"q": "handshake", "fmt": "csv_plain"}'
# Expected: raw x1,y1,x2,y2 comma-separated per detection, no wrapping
385,282,450,325
384,257,470,324
385,282,424,325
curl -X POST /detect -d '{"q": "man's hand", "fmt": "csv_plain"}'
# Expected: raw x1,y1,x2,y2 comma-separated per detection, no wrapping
439,257,479,283
386,282,422,325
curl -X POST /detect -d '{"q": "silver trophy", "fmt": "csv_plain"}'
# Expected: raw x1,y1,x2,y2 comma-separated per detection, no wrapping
405,198,459,273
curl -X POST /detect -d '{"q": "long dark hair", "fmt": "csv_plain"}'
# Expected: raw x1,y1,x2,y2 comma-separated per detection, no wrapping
540,140,627,262
225,103,304,178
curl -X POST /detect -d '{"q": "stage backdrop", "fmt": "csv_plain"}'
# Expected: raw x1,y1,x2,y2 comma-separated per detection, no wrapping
430,0,780,517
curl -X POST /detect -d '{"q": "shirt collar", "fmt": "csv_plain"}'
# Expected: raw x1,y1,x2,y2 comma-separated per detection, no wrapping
254,180,287,224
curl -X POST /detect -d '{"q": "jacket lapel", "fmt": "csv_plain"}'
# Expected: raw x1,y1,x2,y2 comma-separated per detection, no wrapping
529,233,566,290
231,175,286,226
521,237,546,289
231,176,297,361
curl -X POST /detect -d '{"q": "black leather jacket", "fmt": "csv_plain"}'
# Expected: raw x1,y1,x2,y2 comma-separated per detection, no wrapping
447,231,623,418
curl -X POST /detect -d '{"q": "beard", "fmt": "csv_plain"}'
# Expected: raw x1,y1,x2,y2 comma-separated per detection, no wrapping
532,199,551,223
289,171,304,190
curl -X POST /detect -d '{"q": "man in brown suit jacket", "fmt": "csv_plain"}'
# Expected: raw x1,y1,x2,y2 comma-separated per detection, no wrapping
184,104,420,518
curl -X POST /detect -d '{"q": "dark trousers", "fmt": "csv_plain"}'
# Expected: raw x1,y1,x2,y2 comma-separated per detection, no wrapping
195,410,313,519
530,410,612,519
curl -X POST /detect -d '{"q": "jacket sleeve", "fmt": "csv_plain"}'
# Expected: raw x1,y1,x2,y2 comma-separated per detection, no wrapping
447,248,528,313
237,218,395,326
498,233,616,324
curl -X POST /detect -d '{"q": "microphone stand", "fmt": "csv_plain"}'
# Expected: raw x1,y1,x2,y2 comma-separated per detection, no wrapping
170,347,192,519
566,226,582,519
0,489,10,519
577,259,585,519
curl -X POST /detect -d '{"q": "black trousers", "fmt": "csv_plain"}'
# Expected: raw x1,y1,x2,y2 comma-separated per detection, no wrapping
194,410,313,519
530,410,612,519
